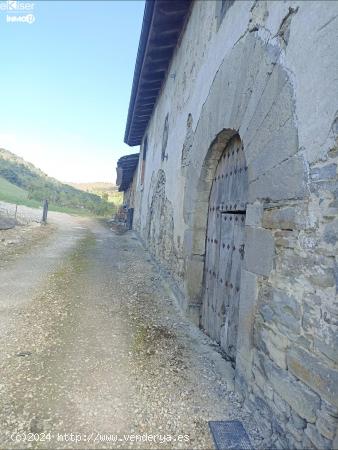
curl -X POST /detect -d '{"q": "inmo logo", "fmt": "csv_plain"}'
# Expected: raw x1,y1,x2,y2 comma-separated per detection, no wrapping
6,13,35,23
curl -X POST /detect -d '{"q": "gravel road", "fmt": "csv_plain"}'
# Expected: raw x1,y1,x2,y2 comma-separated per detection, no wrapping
0,211,262,449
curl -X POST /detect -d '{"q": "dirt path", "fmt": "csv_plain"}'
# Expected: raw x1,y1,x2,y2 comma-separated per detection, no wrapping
0,216,262,449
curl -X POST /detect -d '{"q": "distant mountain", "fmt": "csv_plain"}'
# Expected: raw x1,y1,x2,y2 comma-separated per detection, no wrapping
0,148,114,216
69,182,117,192
70,182,122,205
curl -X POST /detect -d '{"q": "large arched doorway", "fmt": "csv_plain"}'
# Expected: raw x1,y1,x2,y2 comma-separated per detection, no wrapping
201,135,248,363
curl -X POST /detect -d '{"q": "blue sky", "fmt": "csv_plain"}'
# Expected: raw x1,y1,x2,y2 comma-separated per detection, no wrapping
0,0,144,182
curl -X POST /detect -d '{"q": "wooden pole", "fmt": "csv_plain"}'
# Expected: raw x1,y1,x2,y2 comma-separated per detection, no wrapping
42,199,48,224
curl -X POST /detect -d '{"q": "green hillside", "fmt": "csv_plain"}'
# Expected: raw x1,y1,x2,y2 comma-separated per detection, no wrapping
0,174,45,210
0,175,29,202
0,148,114,216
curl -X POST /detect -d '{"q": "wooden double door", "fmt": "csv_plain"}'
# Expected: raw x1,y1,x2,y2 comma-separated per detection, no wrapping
201,135,248,362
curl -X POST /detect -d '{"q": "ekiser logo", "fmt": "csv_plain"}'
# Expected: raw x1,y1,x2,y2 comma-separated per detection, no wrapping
0,1,34,11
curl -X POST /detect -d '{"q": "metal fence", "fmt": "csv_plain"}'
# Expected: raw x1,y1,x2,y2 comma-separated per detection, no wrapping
0,201,42,225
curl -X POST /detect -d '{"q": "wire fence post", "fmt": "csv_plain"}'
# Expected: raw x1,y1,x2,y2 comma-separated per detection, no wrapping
42,199,48,224
14,204,18,221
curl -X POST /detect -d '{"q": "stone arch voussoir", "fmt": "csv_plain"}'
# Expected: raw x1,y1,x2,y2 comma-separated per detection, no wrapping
182,33,307,314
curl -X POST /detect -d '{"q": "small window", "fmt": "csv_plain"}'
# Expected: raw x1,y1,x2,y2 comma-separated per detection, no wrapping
161,114,169,161
140,136,148,185
216,0,235,28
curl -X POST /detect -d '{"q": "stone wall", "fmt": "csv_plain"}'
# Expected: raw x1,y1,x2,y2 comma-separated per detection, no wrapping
145,169,184,286
131,1,338,447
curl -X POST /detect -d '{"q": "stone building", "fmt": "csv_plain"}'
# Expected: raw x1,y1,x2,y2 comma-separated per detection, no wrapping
116,153,138,228
116,153,139,208
123,1,338,447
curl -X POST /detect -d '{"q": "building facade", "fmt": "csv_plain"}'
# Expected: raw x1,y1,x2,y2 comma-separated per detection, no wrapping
116,153,139,228
124,1,338,448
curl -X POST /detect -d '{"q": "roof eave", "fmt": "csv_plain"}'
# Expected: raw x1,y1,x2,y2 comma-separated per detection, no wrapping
116,153,139,192
124,1,156,146
124,0,192,147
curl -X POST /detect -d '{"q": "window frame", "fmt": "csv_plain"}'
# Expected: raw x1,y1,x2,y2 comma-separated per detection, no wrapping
140,136,148,187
